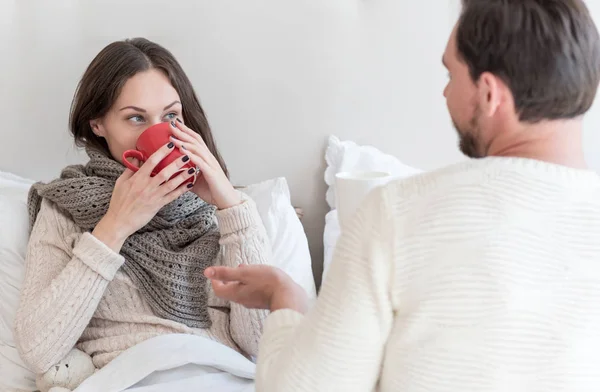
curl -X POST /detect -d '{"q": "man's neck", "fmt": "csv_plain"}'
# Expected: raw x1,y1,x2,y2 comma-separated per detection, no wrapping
486,118,588,169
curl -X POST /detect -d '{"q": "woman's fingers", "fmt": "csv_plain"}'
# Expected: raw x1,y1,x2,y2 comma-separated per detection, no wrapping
160,166,197,196
162,177,194,205
118,168,135,182
174,119,209,148
170,121,217,165
135,142,175,179
169,123,198,145
150,153,192,189
169,132,213,168
170,142,212,178
168,134,212,175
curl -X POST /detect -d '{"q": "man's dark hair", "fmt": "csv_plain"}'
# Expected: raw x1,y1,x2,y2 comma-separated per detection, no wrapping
458,0,600,122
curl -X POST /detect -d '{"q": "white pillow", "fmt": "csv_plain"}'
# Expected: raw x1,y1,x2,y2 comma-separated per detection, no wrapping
0,172,314,392
322,209,341,282
0,171,36,392
322,136,422,281
240,178,316,299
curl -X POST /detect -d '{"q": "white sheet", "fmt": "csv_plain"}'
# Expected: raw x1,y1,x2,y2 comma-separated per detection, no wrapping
1,170,309,392
74,334,255,392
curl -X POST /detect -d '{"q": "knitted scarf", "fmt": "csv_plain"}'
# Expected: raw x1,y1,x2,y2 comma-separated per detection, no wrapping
27,148,220,328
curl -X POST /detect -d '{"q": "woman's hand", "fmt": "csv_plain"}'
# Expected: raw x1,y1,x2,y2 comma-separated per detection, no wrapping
168,119,241,210
204,265,309,314
93,142,196,251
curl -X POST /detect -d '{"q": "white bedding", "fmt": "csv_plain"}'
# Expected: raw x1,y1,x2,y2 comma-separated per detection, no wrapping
1,171,313,392
74,334,255,392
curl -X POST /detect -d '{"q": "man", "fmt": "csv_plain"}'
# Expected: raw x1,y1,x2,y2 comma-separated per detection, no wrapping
206,1,600,391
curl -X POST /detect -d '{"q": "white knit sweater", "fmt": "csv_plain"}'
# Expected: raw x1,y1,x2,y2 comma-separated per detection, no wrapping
14,195,270,374
257,157,600,392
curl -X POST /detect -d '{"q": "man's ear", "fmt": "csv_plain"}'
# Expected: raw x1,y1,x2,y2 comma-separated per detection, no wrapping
478,72,502,118
478,71,513,120
89,119,105,137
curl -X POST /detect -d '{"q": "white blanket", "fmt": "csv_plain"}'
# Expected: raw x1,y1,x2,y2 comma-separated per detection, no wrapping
74,334,255,392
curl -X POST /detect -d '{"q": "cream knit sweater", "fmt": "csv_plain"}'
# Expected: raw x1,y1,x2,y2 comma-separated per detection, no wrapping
14,195,270,374
257,158,600,392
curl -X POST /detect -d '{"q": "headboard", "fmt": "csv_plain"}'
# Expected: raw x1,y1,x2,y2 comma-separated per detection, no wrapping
4,1,600,282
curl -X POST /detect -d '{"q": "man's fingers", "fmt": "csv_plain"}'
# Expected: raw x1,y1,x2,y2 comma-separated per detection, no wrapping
205,266,244,283
211,280,243,301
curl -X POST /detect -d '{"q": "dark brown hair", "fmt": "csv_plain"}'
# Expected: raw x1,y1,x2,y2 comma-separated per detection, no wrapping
69,38,228,176
457,0,600,123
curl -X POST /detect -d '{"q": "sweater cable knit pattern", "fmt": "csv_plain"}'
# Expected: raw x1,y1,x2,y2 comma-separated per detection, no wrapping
15,195,270,374
27,148,220,328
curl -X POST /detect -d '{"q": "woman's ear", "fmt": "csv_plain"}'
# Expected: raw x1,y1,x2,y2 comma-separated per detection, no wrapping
89,119,105,137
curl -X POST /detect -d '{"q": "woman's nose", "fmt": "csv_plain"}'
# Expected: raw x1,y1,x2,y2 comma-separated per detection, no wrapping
148,119,163,127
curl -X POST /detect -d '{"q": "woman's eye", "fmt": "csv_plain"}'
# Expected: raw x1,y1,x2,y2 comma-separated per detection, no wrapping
128,115,145,123
164,112,177,120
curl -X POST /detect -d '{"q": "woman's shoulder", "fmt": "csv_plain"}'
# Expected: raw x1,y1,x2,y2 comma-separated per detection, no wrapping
37,198,77,223
31,198,83,240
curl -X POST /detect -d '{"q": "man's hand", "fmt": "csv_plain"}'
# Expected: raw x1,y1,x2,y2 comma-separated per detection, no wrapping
204,265,309,314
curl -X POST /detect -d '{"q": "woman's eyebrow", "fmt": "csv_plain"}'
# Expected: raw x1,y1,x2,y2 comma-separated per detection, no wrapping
119,105,146,112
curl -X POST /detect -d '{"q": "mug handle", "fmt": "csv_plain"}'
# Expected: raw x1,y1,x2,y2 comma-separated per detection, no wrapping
122,150,145,172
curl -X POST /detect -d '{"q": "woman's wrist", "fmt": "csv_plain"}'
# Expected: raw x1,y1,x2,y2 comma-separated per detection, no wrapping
92,213,129,252
215,189,242,210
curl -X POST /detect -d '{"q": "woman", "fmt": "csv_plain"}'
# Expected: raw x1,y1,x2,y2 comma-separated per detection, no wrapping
14,38,270,381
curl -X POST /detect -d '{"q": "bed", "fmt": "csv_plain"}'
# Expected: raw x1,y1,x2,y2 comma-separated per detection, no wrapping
0,170,315,392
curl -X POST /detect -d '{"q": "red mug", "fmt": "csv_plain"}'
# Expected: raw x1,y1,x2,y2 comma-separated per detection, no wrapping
122,122,198,184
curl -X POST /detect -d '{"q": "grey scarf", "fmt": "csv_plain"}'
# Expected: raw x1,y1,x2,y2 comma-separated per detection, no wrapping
28,148,220,328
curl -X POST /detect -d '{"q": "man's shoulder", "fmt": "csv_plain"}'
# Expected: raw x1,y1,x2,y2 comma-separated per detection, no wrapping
384,156,600,206
384,158,494,200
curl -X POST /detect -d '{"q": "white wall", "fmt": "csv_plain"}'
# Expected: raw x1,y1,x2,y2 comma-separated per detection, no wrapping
2,0,599,283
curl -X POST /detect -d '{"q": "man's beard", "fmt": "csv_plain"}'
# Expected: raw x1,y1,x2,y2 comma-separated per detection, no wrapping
453,105,485,158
